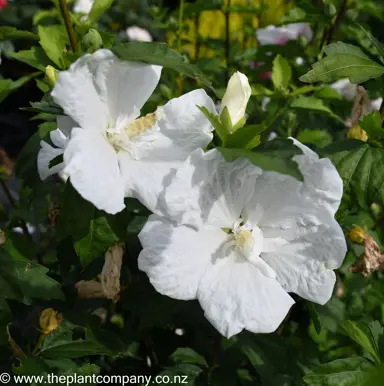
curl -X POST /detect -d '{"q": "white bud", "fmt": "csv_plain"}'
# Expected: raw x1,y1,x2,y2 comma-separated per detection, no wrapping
220,71,251,126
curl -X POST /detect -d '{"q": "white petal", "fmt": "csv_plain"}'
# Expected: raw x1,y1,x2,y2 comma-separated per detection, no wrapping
153,89,216,160
63,128,125,214
165,149,262,228
52,51,111,132
126,26,153,42
220,72,251,125
74,0,93,14
262,215,346,304
256,26,290,46
103,59,162,127
286,23,313,41
118,151,181,216
330,79,357,101
244,140,343,225
198,257,294,338
138,215,226,300
57,115,77,137
37,141,65,180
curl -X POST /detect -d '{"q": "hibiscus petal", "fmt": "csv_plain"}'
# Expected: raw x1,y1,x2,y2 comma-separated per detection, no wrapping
154,89,215,158
63,127,125,214
104,60,162,126
197,257,294,338
38,140,65,180
138,215,226,300
262,215,346,304
165,149,262,228
118,152,181,216
244,140,343,225
52,51,111,132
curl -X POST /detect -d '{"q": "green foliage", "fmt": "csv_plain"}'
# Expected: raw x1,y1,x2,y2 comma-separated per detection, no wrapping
219,138,304,181
272,54,292,91
112,42,214,91
300,42,384,84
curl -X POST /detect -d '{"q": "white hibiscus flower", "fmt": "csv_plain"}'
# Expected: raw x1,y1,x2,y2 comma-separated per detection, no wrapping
138,143,347,338
37,49,216,215
256,23,313,46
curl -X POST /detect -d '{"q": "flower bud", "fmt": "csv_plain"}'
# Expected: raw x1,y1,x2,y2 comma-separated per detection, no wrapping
82,29,103,53
45,65,59,87
220,71,251,127
39,308,62,335
348,226,366,245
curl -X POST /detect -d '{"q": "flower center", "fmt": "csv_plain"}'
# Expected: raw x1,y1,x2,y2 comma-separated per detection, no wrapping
124,112,157,138
106,109,163,157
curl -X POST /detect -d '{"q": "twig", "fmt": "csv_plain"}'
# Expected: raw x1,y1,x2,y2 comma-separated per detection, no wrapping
325,0,348,46
58,0,78,52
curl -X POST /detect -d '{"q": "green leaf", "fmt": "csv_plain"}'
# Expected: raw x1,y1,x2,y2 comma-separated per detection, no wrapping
219,138,303,181
171,348,207,367
323,141,384,210
0,247,64,302
303,357,374,386
342,320,383,364
38,25,68,69
291,96,343,122
41,340,109,359
10,47,54,71
359,112,384,139
225,123,265,149
296,129,333,148
197,105,227,143
0,73,40,104
59,183,119,267
74,216,119,267
272,54,292,90
88,0,114,23
300,42,384,84
0,26,39,41
112,42,214,91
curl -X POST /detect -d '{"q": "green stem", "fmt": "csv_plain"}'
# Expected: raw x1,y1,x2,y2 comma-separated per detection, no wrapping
224,0,231,84
59,0,78,52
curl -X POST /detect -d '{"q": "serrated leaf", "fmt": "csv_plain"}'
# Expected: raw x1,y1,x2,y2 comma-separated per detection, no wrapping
291,96,343,122
197,105,227,143
0,248,64,302
112,42,214,91
303,357,374,386
219,138,303,181
300,42,384,84
38,25,68,69
88,0,114,22
359,112,384,139
324,141,384,211
272,54,292,90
